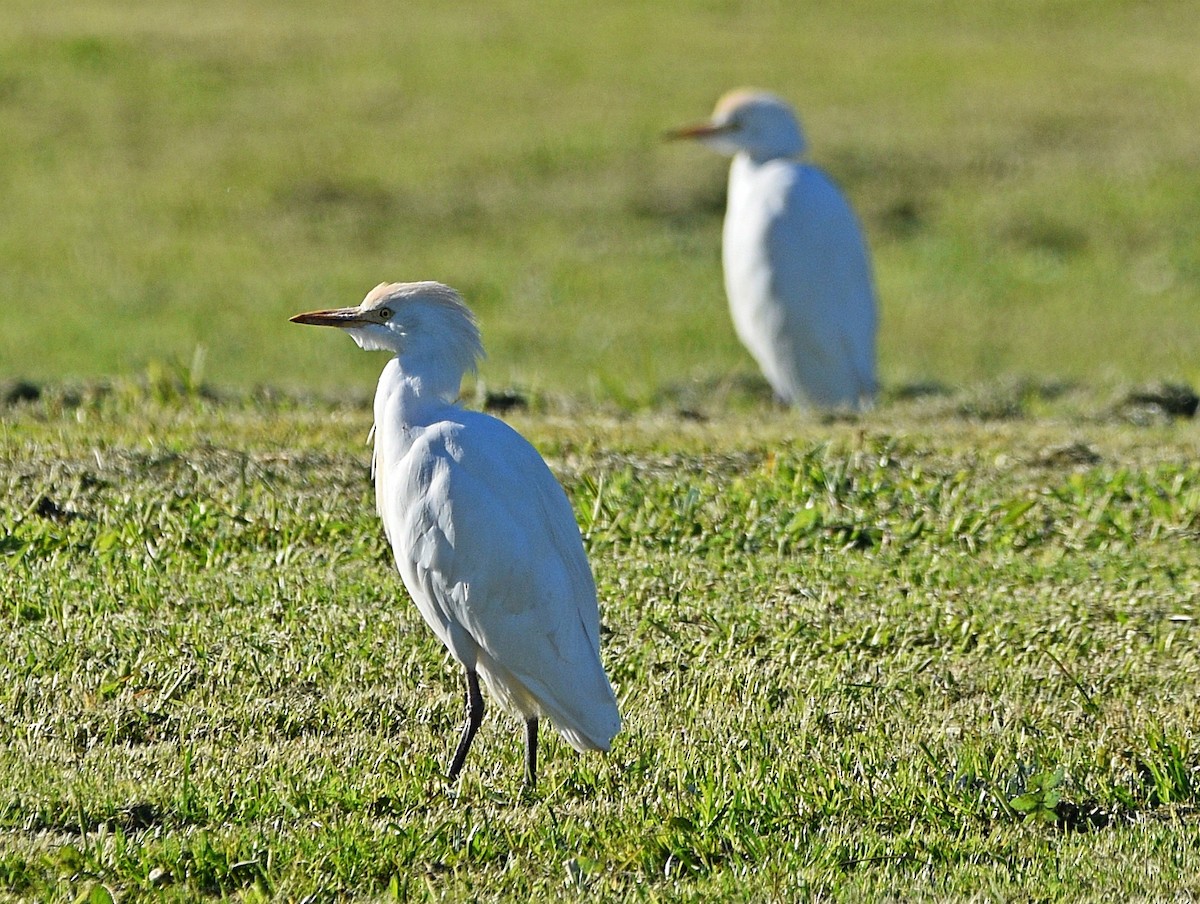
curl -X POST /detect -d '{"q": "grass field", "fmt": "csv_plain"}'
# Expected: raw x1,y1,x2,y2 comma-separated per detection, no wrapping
3,383,1200,901
3,0,1200,901
2,0,1199,398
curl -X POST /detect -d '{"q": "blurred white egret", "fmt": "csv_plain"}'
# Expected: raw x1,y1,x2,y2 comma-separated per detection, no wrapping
291,281,620,787
668,89,878,410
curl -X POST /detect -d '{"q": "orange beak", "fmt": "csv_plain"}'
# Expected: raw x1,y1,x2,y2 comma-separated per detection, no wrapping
289,307,368,328
663,120,735,141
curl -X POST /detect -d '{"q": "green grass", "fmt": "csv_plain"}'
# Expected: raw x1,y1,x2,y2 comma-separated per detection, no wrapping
4,1,1200,900
2,0,1199,399
3,381,1200,901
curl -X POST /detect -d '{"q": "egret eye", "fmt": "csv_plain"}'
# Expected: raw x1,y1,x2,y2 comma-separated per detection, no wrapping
378,307,393,321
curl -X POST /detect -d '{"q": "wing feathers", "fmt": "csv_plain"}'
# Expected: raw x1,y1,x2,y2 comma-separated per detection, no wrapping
379,410,620,749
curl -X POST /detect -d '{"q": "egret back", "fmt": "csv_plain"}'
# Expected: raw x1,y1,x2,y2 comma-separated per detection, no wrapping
723,156,877,408
372,365,620,752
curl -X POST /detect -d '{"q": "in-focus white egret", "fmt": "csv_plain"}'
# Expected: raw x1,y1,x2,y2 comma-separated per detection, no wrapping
668,89,878,410
291,281,620,787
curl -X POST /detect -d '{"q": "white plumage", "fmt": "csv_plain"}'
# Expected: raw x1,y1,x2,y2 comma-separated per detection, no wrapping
669,89,878,410
291,281,620,786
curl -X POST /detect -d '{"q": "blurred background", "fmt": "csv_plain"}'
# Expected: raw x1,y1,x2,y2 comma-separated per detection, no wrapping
1,0,1197,404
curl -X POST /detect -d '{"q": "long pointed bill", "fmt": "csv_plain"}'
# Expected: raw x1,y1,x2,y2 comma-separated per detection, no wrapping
289,307,368,328
663,120,734,141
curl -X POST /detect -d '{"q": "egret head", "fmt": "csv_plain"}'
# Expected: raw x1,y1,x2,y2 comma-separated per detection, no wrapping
291,281,484,397
667,89,807,162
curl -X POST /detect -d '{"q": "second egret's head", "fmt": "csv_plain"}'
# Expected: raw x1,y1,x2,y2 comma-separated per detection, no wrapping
667,89,807,162
291,281,484,397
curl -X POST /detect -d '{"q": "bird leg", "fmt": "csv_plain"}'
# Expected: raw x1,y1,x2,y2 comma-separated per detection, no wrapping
524,716,539,788
447,669,484,783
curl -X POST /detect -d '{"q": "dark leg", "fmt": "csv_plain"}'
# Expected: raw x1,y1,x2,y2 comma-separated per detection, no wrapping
524,716,539,789
447,669,484,782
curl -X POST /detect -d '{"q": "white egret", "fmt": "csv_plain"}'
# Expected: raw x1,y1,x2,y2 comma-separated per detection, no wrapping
291,281,620,787
668,89,878,410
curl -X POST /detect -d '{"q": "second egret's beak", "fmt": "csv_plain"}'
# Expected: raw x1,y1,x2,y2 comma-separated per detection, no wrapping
664,120,735,141
290,307,368,328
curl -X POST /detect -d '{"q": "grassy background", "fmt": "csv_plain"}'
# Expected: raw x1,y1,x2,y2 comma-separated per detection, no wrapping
1,0,1198,400
4,1,1200,901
